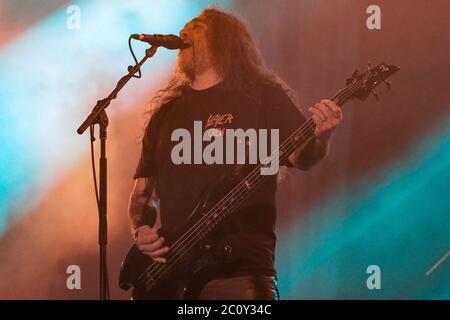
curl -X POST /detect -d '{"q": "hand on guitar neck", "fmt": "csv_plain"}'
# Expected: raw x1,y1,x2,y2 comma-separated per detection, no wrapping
308,99,343,143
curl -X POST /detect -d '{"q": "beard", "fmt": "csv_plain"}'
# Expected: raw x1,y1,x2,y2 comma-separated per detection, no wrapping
177,42,212,80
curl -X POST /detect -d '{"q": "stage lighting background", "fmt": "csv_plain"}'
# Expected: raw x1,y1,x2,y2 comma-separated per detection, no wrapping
0,0,448,299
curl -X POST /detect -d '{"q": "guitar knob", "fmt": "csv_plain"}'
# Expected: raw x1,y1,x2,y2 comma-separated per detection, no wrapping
224,245,232,254
347,69,360,85
371,89,380,101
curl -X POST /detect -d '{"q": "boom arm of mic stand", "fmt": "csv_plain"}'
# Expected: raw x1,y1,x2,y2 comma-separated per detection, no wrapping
76,45,158,300
77,46,158,135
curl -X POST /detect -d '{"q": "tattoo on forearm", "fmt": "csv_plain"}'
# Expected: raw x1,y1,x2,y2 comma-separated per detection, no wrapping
128,179,158,234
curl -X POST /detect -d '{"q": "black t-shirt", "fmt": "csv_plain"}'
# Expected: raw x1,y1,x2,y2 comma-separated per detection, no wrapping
134,81,306,278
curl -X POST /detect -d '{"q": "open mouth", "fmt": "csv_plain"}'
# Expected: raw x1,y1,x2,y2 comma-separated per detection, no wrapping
180,37,193,50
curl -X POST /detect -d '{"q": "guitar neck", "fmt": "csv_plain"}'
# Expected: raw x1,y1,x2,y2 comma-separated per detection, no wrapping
198,86,356,230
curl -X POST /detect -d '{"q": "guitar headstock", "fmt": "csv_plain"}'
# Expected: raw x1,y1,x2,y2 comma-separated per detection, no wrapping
338,62,400,104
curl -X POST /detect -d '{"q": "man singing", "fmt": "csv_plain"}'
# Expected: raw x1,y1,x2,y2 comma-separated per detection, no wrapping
128,7,343,299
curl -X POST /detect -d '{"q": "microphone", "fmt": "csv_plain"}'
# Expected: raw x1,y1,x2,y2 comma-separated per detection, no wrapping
130,34,190,50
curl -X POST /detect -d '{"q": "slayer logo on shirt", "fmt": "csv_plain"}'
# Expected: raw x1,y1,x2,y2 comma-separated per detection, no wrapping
205,113,234,129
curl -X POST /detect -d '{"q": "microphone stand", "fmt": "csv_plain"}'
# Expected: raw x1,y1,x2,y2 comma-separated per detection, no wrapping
77,45,158,300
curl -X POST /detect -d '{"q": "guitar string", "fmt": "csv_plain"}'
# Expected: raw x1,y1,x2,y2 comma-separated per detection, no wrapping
143,82,356,266
140,80,361,288
141,93,357,289
143,123,317,288
140,80,362,288
139,81,357,273
140,120,317,286
140,80,360,288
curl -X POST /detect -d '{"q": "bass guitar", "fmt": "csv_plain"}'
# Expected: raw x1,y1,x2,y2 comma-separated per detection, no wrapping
119,62,400,299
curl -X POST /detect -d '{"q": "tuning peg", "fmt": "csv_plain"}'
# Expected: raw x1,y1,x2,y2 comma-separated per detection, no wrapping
367,62,373,72
347,69,360,85
383,80,392,90
371,89,379,101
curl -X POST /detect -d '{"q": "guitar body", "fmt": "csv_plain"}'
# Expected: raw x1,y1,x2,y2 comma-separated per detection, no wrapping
119,169,244,300
120,244,188,299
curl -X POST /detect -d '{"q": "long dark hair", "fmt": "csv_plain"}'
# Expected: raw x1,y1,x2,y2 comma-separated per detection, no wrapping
146,6,298,120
